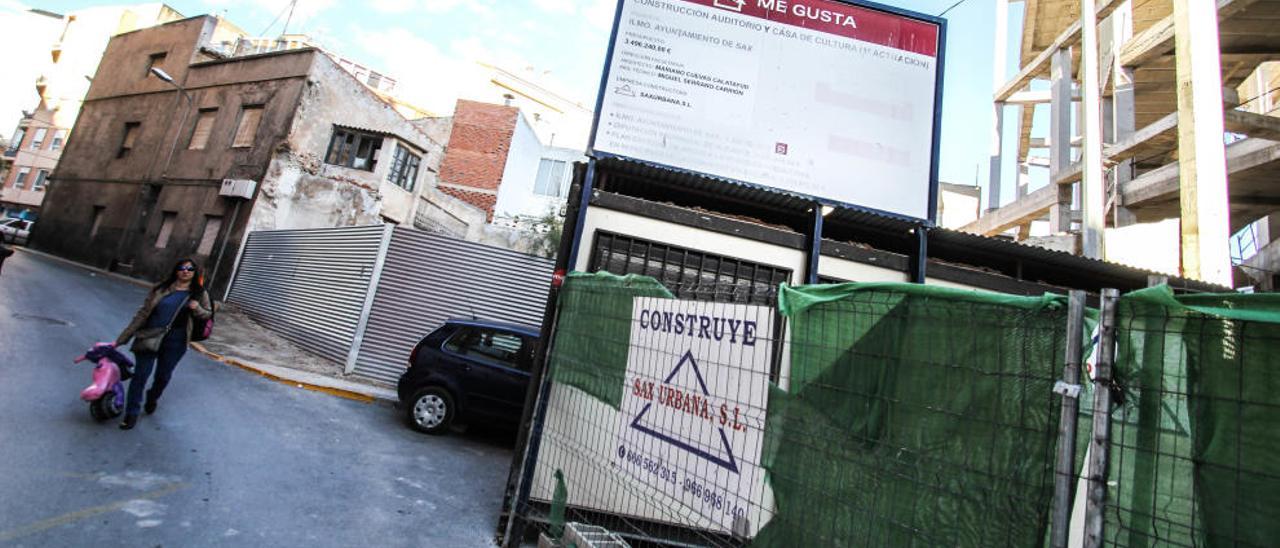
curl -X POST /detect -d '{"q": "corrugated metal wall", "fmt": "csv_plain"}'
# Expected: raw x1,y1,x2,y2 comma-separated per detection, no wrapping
350,227,553,385
227,226,386,364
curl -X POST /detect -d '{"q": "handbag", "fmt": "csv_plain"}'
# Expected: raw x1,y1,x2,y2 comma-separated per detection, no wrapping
190,306,215,342
130,294,188,354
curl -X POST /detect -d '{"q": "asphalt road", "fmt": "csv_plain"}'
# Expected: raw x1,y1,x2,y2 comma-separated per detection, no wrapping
0,251,514,547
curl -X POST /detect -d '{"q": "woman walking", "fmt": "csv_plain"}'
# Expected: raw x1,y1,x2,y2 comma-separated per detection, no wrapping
114,259,212,430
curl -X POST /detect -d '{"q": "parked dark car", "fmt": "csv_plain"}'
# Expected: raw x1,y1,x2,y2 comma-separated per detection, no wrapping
398,319,540,434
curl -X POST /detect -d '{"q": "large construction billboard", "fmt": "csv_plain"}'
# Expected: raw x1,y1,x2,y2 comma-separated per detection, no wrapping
590,0,944,221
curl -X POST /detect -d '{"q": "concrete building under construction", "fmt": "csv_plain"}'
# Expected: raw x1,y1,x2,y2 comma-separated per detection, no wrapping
971,0,1280,289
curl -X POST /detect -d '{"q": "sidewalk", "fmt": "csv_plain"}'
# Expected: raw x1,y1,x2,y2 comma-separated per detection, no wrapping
193,306,397,404
16,247,397,405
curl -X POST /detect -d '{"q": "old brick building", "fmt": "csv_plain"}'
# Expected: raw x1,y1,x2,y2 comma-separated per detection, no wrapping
32,16,477,294
436,100,517,219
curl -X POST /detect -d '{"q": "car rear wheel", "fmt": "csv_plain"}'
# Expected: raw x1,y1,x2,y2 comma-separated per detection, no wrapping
407,386,454,435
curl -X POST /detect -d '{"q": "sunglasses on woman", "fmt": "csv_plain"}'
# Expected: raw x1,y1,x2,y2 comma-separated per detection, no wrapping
176,266,196,272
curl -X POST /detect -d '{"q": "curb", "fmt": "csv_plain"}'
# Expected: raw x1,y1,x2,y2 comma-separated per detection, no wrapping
14,247,152,288
189,342,387,404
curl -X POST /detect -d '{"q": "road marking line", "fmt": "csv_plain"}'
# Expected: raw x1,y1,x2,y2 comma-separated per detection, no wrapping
0,482,187,542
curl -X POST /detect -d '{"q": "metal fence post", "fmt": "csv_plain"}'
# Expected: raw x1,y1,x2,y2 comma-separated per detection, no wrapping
343,223,393,375
1084,288,1119,548
1051,290,1087,548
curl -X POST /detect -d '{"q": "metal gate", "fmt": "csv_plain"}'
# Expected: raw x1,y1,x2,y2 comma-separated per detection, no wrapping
349,228,554,384
226,225,388,364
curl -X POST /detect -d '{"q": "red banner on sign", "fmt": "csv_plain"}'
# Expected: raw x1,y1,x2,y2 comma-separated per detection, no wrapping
671,0,939,57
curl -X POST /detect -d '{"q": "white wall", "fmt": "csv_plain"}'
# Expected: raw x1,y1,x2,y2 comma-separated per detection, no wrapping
938,185,982,229
1105,218,1181,276
491,114,544,220
819,256,910,283
495,144,585,221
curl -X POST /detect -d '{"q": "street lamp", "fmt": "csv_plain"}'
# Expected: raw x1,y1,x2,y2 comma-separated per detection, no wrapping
149,67,193,178
149,67,174,83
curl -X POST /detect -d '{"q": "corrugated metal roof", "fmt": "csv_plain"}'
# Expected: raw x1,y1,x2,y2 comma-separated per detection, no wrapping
595,156,814,212
591,157,1231,293
928,229,1229,292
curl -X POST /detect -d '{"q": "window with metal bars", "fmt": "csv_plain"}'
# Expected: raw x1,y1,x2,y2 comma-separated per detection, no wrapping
588,231,791,305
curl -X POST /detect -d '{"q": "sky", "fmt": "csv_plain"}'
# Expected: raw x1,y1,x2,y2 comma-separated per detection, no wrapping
22,0,1016,199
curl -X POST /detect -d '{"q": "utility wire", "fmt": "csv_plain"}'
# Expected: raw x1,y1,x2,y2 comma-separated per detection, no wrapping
937,0,971,17
258,2,292,37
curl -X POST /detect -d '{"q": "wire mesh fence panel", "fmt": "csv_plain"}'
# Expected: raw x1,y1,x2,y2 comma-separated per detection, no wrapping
759,284,1073,547
509,274,1089,547
1105,287,1280,548
519,272,778,547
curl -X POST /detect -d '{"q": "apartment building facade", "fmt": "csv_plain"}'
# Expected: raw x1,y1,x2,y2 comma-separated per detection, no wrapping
31,16,473,294
0,3,185,220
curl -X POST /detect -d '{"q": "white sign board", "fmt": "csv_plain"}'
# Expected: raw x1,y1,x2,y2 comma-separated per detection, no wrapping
593,0,943,220
614,297,774,534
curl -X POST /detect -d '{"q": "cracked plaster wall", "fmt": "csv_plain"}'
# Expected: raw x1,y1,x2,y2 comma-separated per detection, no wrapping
248,53,446,231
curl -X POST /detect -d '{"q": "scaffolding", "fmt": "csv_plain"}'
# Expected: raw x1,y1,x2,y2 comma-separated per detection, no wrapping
971,0,1280,288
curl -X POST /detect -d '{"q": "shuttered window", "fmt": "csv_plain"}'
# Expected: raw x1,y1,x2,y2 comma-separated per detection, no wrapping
188,109,217,150
7,128,25,152
589,231,791,305
232,106,263,148
89,206,105,239
117,122,140,158
30,128,47,150
197,215,223,255
155,211,177,249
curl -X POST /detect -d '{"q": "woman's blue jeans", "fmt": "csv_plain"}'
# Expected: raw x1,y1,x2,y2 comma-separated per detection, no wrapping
126,337,187,417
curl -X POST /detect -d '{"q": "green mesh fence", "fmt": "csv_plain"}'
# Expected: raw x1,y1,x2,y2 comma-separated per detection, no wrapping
1107,287,1280,548
549,271,674,410
524,273,1280,548
755,283,1076,547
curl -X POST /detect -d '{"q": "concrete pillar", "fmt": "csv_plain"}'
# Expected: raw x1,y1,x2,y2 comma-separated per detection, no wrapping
1080,0,1106,259
1107,2,1138,228
1050,48,1074,234
1174,0,1232,286
1017,161,1031,198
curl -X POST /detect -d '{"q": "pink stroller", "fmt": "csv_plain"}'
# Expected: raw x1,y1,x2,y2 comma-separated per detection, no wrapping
74,343,134,421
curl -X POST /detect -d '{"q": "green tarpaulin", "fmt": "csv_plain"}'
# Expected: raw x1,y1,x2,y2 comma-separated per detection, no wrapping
1109,286,1280,548
548,272,673,410
756,283,1075,546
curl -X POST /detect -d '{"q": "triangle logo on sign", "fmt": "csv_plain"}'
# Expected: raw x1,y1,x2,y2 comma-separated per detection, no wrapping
630,350,739,474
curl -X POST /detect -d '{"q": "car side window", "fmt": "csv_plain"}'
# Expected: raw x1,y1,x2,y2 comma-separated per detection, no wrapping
443,327,473,354
443,327,526,370
471,330,523,368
